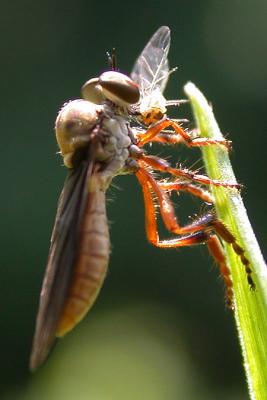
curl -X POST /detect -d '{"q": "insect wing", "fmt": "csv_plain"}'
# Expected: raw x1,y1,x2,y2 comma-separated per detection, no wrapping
30,156,94,370
131,26,170,99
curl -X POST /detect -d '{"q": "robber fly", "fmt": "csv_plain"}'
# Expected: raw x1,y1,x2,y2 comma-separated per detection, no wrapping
30,26,254,371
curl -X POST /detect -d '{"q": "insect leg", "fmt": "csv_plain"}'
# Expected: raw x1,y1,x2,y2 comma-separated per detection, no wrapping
139,154,241,189
141,168,253,287
136,168,255,305
158,181,214,203
206,234,234,308
137,118,231,149
136,168,210,245
136,168,215,236
135,131,184,145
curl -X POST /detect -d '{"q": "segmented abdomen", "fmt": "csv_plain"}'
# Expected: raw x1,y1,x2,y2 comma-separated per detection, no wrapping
56,188,110,337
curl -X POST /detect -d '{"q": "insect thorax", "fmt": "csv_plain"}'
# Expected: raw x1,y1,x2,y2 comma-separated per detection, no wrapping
140,107,164,125
138,88,167,125
55,99,137,189
98,113,133,172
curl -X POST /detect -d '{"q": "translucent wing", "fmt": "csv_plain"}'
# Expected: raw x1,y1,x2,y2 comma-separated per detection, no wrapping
30,153,95,371
131,26,170,99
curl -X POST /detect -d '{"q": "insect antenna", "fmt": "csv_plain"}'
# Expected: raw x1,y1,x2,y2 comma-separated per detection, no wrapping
106,48,118,71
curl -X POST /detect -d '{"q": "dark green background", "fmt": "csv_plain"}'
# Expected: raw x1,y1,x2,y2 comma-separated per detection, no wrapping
1,1,266,399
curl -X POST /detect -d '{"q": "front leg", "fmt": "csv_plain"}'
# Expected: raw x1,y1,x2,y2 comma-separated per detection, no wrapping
137,118,231,149
158,181,214,204
140,154,241,189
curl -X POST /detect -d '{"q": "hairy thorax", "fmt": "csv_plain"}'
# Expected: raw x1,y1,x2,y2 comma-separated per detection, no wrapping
55,99,138,189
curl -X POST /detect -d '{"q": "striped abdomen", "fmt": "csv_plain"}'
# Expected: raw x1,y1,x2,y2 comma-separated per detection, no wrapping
56,188,110,336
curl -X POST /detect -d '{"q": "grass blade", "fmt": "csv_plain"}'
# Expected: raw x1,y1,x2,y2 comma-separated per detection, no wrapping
184,82,267,400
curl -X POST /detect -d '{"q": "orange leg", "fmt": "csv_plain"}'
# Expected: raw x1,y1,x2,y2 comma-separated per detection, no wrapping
135,168,255,308
207,235,233,308
136,168,220,236
137,118,231,149
158,181,214,204
135,127,200,146
139,154,241,189
136,131,184,145
136,168,212,244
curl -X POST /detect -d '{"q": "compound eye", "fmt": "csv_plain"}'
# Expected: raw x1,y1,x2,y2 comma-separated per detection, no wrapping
99,71,140,105
81,77,105,104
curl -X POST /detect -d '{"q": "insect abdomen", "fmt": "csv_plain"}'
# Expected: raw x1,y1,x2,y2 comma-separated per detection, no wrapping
56,189,110,337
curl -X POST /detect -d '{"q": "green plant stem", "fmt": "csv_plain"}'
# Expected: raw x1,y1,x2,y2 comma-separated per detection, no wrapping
184,82,267,400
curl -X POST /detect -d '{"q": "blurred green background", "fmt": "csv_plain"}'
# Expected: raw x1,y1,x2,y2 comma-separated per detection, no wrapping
1,0,266,399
